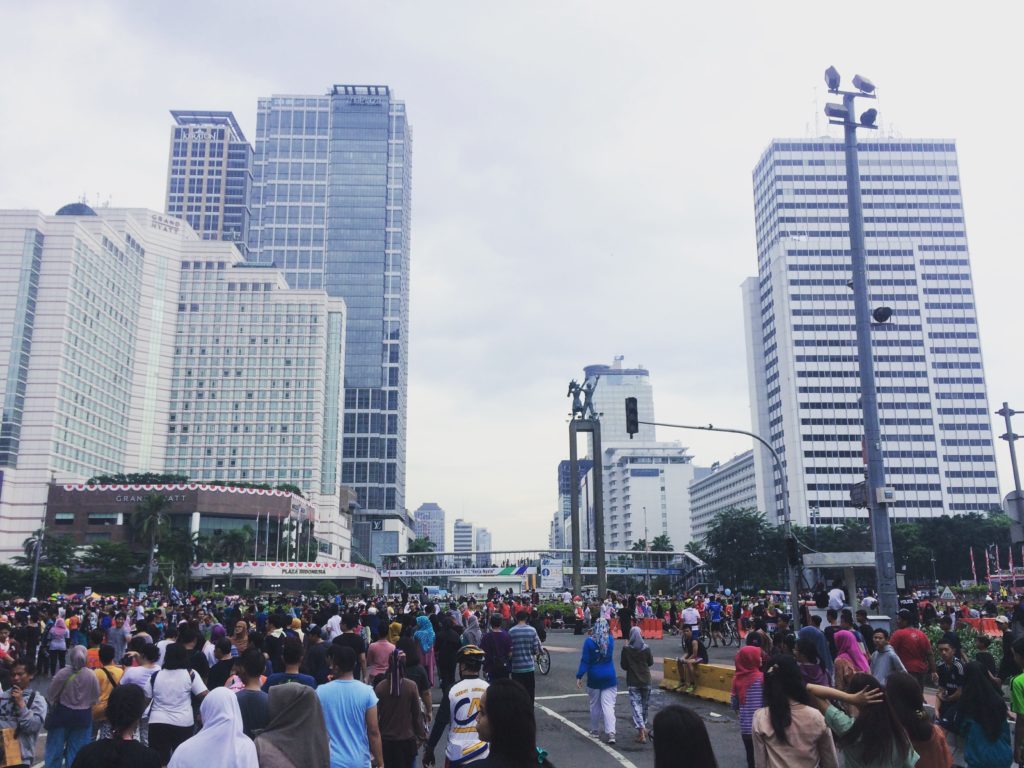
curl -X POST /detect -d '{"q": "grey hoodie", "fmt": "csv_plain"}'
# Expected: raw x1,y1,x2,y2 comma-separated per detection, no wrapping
0,685,48,763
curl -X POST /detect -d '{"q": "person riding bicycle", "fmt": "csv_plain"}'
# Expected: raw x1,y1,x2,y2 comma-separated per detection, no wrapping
424,645,490,767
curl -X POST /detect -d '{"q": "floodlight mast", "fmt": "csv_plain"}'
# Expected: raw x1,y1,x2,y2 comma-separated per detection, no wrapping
822,67,899,623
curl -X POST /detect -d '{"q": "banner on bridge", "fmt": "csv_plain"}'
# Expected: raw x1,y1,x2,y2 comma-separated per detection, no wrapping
380,565,537,578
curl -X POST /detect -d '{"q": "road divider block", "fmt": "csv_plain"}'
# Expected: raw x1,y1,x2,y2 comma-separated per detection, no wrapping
660,658,735,705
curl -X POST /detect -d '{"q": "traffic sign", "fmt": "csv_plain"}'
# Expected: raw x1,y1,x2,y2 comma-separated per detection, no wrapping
940,586,955,600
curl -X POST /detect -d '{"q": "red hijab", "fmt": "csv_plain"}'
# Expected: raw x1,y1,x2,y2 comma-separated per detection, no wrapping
731,646,764,705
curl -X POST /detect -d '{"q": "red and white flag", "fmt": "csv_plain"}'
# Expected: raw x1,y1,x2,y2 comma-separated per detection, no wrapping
1011,546,1016,588
970,547,978,583
996,546,1003,575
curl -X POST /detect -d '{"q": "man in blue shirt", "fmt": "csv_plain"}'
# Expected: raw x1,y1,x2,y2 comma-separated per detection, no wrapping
316,645,384,768
706,594,724,648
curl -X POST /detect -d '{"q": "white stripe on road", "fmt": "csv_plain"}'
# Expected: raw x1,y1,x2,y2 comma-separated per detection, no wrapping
536,690,630,701
535,703,640,768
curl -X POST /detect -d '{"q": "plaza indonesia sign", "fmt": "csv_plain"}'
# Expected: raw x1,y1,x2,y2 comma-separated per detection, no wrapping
191,561,380,584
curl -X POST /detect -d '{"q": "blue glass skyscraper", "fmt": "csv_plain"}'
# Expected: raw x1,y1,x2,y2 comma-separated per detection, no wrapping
249,86,412,561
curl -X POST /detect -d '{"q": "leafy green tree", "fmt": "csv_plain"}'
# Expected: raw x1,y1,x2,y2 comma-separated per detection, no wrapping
215,527,254,588
15,529,78,572
131,493,174,586
408,536,436,553
700,508,786,589
631,539,648,551
316,579,339,596
651,535,673,551
79,541,141,590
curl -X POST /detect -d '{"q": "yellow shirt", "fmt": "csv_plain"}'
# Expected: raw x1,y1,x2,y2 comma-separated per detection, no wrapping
92,664,125,721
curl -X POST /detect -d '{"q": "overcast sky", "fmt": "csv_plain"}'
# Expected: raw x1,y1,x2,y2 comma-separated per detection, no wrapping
2,2,1022,551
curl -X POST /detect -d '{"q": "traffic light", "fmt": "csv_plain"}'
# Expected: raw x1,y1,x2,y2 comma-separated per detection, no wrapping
625,397,639,438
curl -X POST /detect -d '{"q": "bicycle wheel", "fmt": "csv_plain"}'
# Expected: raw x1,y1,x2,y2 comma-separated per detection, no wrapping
723,623,736,647
537,648,551,675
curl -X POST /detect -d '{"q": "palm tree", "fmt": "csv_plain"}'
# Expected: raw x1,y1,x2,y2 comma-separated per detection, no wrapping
408,536,436,553
132,493,173,587
651,534,673,551
216,527,254,588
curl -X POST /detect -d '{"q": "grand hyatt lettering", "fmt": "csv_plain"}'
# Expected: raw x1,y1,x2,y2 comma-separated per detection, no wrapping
115,494,187,503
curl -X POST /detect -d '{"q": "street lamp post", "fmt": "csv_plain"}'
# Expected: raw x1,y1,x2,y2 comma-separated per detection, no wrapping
824,66,899,622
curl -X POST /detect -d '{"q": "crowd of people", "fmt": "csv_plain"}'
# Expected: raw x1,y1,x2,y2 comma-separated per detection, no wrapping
5,583,1024,768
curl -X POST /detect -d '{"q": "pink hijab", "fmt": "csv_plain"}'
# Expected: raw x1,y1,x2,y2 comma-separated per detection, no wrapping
52,618,68,637
833,629,870,673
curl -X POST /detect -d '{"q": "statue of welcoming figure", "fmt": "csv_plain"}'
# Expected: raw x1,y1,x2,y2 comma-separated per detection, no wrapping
567,379,599,420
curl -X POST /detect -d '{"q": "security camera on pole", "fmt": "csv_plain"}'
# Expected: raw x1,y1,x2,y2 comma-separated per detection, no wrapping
823,66,899,622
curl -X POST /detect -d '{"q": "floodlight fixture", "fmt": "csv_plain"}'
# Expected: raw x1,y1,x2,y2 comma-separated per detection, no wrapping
824,103,848,121
852,74,876,94
872,306,893,323
860,108,878,127
825,66,841,91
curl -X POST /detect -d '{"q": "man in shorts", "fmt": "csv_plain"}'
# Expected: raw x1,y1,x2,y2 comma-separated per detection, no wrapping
705,594,724,648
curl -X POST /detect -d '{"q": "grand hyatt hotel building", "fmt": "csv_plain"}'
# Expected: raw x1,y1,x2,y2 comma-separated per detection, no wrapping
0,205,354,564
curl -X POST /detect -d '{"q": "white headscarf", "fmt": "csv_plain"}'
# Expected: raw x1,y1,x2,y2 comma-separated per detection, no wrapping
168,688,258,768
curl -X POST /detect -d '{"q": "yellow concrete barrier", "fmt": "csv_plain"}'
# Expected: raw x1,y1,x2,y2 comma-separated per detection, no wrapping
660,659,734,705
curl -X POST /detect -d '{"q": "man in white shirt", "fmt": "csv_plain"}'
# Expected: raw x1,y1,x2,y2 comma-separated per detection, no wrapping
323,609,343,643
828,585,846,612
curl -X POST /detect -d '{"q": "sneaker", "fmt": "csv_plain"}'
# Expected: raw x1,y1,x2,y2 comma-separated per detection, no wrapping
685,684,696,693
589,731,600,739
608,736,616,745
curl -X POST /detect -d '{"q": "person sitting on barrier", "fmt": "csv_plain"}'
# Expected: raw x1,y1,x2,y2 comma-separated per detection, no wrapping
676,624,708,694
652,704,717,768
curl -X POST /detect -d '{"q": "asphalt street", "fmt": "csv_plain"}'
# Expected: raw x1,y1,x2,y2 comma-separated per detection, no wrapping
512,629,747,768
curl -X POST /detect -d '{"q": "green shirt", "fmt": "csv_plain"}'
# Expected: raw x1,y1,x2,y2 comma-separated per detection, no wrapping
824,704,918,768
1010,672,1024,715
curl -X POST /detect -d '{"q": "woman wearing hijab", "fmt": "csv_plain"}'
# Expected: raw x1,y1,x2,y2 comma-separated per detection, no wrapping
388,620,403,644
576,618,617,745
254,684,330,768
48,616,69,675
797,625,834,683
462,614,482,648
414,615,436,687
833,629,871,692
43,644,100,768
168,687,258,768
620,625,654,743
230,620,250,656
375,649,427,768
289,617,304,642
731,646,765,768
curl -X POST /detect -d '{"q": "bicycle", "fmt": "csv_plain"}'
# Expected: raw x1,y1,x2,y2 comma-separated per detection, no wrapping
536,646,551,675
720,617,739,647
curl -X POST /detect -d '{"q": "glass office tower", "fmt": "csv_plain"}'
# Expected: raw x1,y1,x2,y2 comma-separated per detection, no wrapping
248,85,412,562
166,111,253,255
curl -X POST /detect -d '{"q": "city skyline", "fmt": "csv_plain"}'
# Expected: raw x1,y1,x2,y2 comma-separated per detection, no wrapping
2,3,1022,551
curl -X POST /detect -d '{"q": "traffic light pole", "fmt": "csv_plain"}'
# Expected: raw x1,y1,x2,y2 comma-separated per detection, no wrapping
635,417,802,630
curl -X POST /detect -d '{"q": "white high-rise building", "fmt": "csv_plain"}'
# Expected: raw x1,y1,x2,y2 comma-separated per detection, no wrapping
688,451,758,543
743,138,1000,528
475,527,491,567
585,442,698,551
583,356,655,442
0,205,352,562
453,518,474,564
413,502,446,551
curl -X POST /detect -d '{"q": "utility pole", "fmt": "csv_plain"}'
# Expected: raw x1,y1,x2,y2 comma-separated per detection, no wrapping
824,67,899,622
997,403,1024,542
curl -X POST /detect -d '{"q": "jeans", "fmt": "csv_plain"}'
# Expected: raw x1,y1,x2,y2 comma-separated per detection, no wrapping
742,733,754,768
44,725,91,768
628,685,650,730
383,738,418,768
48,649,66,676
588,686,617,737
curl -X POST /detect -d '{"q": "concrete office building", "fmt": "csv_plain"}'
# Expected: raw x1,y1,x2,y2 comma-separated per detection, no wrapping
413,502,446,550
743,138,1000,527
475,527,492,567
556,458,592,552
165,111,253,255
0,205,351,562
167,244,350,558
453,518,474,564
585,442,699,551
248,85,413,564
688,450,758,543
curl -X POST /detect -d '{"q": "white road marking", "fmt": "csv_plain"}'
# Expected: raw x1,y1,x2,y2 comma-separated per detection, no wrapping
536,690,630,701
535,703,640,768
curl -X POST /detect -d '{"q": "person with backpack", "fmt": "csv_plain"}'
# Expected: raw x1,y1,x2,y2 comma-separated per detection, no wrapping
91,644,124,739
480,614,512,681
44,645,100,768
0,660,47,766
147,643,208,764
